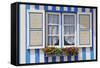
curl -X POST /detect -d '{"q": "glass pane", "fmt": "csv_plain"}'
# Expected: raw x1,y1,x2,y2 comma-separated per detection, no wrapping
64,15,74,24
48,36,59,45
48,25,59,35
48,14,59,24
29,31,42,46
64,26,75,34
79,14,89,29
64,36,75,45
79,31,89,45
29,13,42,28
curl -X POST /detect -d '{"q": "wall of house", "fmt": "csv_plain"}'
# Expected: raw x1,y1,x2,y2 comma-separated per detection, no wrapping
19,4,96,64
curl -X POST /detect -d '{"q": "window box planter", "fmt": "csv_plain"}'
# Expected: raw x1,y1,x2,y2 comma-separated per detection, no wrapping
41,47,79,57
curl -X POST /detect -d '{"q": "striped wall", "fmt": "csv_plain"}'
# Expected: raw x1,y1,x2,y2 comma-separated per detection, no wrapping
19,4,96,64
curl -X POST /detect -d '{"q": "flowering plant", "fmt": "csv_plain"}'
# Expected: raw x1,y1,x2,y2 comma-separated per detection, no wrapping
41,47,79,56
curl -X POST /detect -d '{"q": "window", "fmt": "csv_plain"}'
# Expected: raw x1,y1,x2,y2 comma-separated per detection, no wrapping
77,13,92,47
27,10,45,49
62,13,76,47
46,13,60,47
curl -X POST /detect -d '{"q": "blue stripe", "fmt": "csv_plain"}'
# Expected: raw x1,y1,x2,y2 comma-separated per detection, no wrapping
81,8,86,60
52,6,56,11
67,7,71,12
90,8,94,59
26,4,30,64
35,5,39,10
74,7,78,13
67,56,71,61
35,49,40,63
82,8,85,12
52,56,56,63
75,55,78,61
60,56,64,62
82,48,86,60
34,5,40,63
44,54,48,63
60,6,64,12
44,5,48,11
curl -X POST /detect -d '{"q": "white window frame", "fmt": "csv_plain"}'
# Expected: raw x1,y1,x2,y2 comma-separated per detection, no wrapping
27,9,45,49
77,12,92,47
62,13,77,48
46,12,61,48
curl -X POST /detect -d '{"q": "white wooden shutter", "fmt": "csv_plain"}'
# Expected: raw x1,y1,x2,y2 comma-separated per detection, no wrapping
77,13,92,47
27,10,45,49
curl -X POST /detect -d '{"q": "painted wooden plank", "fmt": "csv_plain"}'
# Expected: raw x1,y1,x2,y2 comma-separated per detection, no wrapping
26,4,30,64
20,4,26,64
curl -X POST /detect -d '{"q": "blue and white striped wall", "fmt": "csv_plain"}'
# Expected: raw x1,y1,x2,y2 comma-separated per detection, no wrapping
19,4,96,64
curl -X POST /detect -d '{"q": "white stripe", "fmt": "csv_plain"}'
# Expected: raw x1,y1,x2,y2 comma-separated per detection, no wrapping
86,48,90,60
48,57,52,62
85,8,90,12
77,8,83,60
39,50,44,62
93,9,96,59
48,6,52,10
71,7,75,12
71,56,75,61
78,8,82,12
56,56,60,62
64,56,67,61
30,5,35,10
85,8,91,60
78,48,82,60
64,7,67,11
39,5,44,10
38,5,45,63
20,4,26,64
56,6,60,11
30,50,35,63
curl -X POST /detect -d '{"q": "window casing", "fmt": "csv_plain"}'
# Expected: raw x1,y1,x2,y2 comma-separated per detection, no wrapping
27,10,45,49
62,13,76,47
77,13,92,47
46,12,60,48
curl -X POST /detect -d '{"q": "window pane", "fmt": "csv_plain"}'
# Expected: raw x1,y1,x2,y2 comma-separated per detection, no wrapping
64,36,74,45
79,31,89,45
29,31,42,46
64,26,75,34
48,14,59,24
63,14,75,46
79,14,89,29
48,25,59,35
48,36,59,45
29,13,42,28
64,15,75,24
